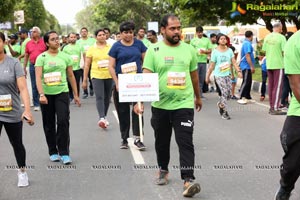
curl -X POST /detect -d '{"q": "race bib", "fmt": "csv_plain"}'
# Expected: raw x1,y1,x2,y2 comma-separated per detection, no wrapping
44,72,62,86
71,55,79,63
0,94,12,111
198,48,206,55
220,62,230,72
83,45,90,52
167,72,186,89
121,62,137,74
97,60,109,68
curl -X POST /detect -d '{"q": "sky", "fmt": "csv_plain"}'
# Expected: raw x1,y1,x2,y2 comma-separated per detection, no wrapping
43,0,85,24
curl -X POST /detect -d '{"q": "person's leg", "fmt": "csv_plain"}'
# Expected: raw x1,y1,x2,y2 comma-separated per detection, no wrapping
198,63,206,98
279,116,300,193
272,69,284,110
73,69,82,97
29,63,39,107
280,74,290,107
92,78,105,119
245,69,252,99
3,121,26,168
55,92,70,156
104,79,113,117
150,107,172,171
267,70,274,110
261,70,267,98
40,95,58,156
88,69,93,96
215,76,231,112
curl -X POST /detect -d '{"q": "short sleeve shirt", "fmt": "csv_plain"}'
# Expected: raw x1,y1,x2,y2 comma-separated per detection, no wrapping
262,32,286,70
0,56,25,122
143,41,197,110
62,43,82,71
108,39,147,75
35,51,72,95
86,44,112,79
284,31,300,116
240,39,255,70
190,36,212,63
211,48,234,77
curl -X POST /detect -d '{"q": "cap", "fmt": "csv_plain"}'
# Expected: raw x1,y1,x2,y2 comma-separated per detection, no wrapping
8,34,18,40
18,29,28,34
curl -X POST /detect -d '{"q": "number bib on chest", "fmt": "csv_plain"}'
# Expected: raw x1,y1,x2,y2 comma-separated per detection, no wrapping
44,72,62,86
97,60,109,68
121,62,137,74
167,72,186,89
0,94,12,111
220,62,230,72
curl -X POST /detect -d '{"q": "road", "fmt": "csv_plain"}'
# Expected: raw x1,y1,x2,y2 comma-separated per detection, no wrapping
0,92,299,200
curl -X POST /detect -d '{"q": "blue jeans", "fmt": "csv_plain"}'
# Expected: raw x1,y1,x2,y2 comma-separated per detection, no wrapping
29,63,39,107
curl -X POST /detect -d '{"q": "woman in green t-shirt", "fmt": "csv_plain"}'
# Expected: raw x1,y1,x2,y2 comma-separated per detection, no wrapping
35,31,81,165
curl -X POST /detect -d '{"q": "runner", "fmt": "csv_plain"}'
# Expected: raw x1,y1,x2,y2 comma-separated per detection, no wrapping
0,31,34,187
35,31,81,165
206,33,242,120
108,21,147,150
135,14,202,197
83,29,113,129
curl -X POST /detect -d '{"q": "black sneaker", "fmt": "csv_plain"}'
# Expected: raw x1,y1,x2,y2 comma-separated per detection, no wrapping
217,102,224,116
275,187,291,200
90,89,94,97
120,141,128,149
134,139,146,151
82,93,88,99
270,109,287,115
183,180,201,197
155,170,169,185
222,111,231,120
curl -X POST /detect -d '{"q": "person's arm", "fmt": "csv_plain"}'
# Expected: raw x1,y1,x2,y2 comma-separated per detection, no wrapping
206,62,215,84
288,74,300,102
67,66,81,107
108,56,118,90
245,53,255,73
191,70,202,112
7,44,18,57
17,76,34,124
35,66,47,104
231,57,242,78
23,53,29,76
82,57,92,90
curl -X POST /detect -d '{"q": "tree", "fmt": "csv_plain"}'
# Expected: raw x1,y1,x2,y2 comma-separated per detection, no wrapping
0,0,17,22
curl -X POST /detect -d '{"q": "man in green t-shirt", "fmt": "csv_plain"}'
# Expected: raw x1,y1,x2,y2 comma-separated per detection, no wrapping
275,30,300,200
6,34,21,58
77,27,96,99
190,26,212,98
262,22,286,115
63,32,83,101
135,14,202,198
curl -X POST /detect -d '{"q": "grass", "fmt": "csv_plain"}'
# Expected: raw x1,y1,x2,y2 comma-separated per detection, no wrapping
252,63,262,82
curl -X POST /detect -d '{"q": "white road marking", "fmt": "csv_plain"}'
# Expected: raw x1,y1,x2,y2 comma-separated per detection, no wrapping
254,102,269,108
112,110,145,165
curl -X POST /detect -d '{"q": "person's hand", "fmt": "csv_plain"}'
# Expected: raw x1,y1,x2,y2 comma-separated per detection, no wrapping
22,111,34,126
73,96,81,107
195,98,202,112
39,95,48,104
82,79,87,90
205,76,210,84
231,75,235,80
237,71,242,78
133,103,144,115
251,67,255,74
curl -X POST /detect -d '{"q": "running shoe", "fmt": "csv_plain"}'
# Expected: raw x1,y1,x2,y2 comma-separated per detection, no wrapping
269,109,287,115
274,187,291,200
221,111,231,120
18,170,29,187
231,95,238,100
182,180,201,197
217,102,224,116
90,89,94,97
98,118,107,129
237,98,247,105
260,96,265,101
82,93,88,99
155,170,169,185
134,139,146,151
34,106,40,111
246,98,256,103
120,141,129,149
60,155,72,165
49,154,60,162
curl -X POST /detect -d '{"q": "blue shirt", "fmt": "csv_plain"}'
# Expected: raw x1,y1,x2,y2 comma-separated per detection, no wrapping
261,57,267,72
108,39,147,75
240,39,255,70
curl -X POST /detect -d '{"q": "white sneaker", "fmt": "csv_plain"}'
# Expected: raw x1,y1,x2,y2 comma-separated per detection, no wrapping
237,98,247,105
247,99,256,103
18,170,29,187
105,119,109,127
34,106,40,111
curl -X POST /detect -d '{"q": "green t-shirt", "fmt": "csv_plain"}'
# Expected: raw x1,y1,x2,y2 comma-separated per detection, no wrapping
143,41,198,110
262,32,286,70
284,30,300,116
20,38,31,66
142,38,151,48
190,36,212,63
77,37,96,53
35,51,72,95
62,43,82,71
5,44,21,58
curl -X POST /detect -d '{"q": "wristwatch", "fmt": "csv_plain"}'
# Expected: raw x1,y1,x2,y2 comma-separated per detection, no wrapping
39,93,45,97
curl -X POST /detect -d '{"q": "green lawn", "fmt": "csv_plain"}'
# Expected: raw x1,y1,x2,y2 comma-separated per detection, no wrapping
252,63,262,82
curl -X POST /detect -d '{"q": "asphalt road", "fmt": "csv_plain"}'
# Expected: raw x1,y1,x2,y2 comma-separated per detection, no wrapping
0,92,299,200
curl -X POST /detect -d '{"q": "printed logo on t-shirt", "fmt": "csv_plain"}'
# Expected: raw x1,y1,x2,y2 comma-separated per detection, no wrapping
71,55,79,63
167,72,186,89
121,62,137,74
44,72,62,86
164,57,174,65
48,61,57,67
0,94,12,111
97,60,109,68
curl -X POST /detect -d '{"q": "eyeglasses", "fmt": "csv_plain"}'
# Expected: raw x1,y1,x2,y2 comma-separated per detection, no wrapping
49,37,59,42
